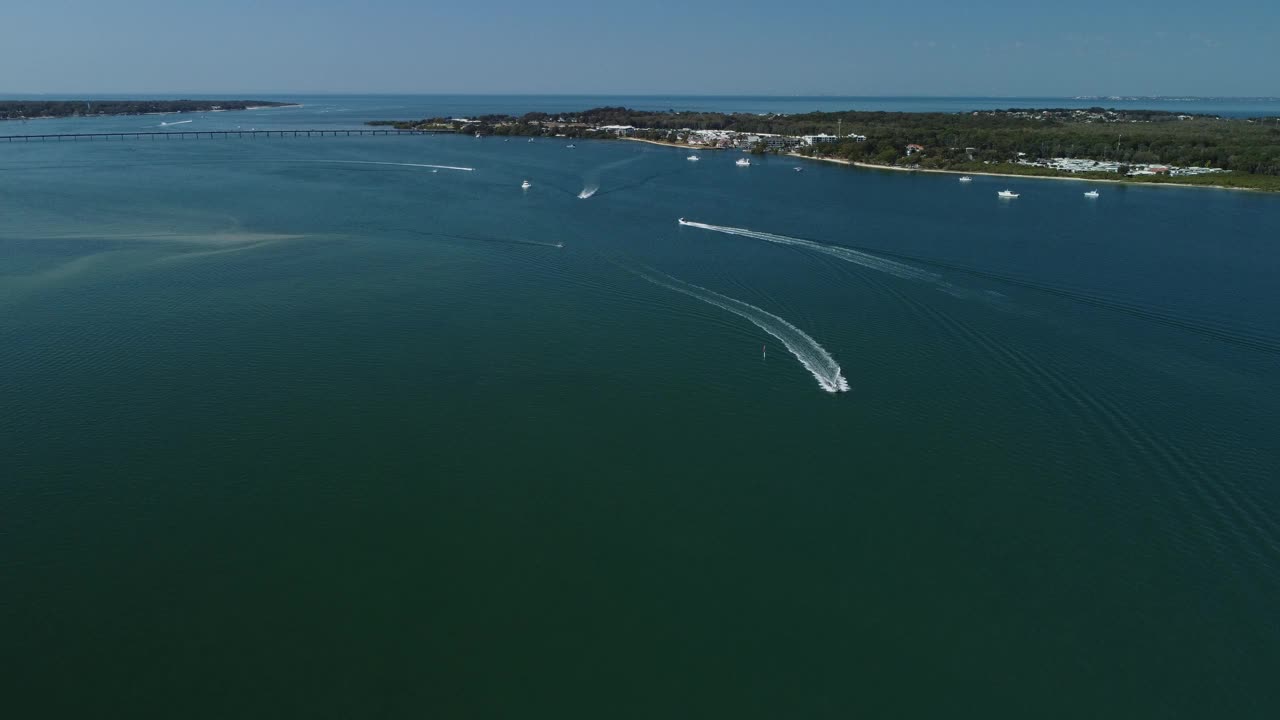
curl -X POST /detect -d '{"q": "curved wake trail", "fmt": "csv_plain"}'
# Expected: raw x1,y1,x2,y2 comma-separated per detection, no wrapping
286,160,474,172
678,219,938,283
632,266,849,393
578,185,599,199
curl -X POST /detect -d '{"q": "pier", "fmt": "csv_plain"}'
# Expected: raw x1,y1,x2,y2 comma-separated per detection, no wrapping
0,129,447,142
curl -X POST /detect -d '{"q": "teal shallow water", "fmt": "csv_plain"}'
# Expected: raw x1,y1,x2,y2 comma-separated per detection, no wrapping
2,132,1279,717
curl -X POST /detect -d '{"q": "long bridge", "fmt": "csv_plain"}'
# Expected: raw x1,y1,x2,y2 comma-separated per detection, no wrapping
0,128,449,142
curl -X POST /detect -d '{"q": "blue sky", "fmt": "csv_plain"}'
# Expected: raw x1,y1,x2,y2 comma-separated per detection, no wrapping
2,0,1276,96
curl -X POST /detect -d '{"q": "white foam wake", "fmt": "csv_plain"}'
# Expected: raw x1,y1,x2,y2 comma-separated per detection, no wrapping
634,267,849,393
678,219,938,283
158,120,193,127
578,185,598,199
291,160,474,172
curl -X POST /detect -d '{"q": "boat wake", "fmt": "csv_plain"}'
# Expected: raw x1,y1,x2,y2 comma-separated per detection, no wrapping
679,220,1280,355
677,219,938,283
396,227,561,249
578,185,599,199
631,265,849,393
285,160,475,172
157,119,193,127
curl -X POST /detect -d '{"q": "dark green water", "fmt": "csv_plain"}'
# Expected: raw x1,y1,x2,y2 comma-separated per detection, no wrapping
3,132,1279,717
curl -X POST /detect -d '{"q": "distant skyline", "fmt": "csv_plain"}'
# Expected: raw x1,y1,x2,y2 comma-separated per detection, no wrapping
2,0,1276,97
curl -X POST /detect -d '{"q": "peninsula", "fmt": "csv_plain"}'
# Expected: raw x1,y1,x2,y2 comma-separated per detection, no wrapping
370,106,1280,191
0,99,293,121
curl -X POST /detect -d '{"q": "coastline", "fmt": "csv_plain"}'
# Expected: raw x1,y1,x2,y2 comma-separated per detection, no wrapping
627,135,1259,192
789,153,1267,193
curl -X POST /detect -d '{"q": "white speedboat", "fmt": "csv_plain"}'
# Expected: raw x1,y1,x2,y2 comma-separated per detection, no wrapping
687,155,700,162
959,176,973,182
1084,190,1100,198
527,138,534,143
997,190,1019,198
736,157,751,167
793,167,804,172
678,217,690,225
521,180,531,190
566,144,576,149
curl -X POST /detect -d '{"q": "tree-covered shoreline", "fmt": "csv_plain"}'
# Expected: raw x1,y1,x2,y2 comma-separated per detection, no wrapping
0,100,292,121
371,106,1280,189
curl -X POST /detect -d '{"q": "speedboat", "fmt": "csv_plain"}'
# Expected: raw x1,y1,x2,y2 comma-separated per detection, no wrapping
997,190,1019,198
677,217,689,225
527,138,534,143
1084,190,1100,198
521,180,531,190
475,132,482,138
687,155,700,162
566,144,576,149
793,167,804,172
959,176,973,182
735,157,751,167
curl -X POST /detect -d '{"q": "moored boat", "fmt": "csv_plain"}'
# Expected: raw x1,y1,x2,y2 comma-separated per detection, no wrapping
997,189,1019,198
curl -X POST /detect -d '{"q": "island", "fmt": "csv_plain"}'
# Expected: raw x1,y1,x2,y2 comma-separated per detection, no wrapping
0,99,294,121
369,106,1280,191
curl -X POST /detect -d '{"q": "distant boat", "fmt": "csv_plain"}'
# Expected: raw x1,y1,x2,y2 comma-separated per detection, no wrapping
687,155,700,162
677,217,689,225
1084,190,1100,198
566,143,576,149
959,176,973,182
736,158,751,167
521,180,531,190
793,167,804,172
997,190,1019,198
474,132,481,138
527,138,535,143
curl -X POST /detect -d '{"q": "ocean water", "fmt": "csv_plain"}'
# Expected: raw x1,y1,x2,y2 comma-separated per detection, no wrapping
2,123,1279,717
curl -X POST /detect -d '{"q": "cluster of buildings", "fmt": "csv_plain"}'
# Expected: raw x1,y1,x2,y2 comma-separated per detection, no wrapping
974,109,1203,123
1016,156,1226,177
609,126,866,150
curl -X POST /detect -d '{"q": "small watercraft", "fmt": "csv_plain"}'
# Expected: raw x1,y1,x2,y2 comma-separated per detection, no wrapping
677,217,689,225
521,180,531,190
736,157,751,167
566,144,576,149
687,155,700,162
997,190,1019,198
959,176,973,182
527,138,534,143
793,167,804,172
1084,190,1100,198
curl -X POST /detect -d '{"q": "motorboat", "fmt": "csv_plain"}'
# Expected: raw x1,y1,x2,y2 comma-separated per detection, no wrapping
687,155,700,162
793,167,804,172
566,143,576,149
959,176,973,182
1084,190,1100,198
736,157,751,167
521,180,531,190
997,190,1019,198
677,218,689,225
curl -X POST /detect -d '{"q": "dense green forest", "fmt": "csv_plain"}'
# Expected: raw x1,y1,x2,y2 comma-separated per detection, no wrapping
0,100,290,120
375,106,1280,179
